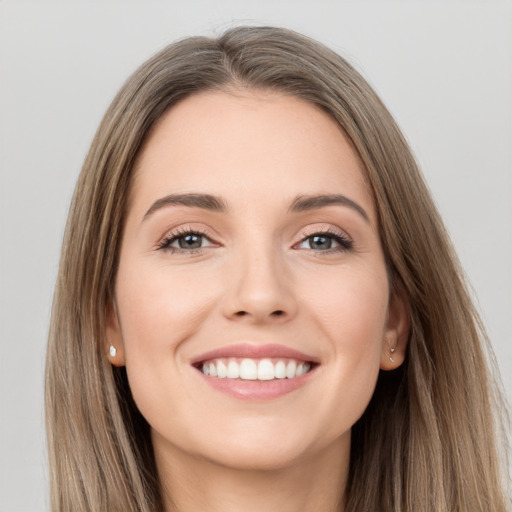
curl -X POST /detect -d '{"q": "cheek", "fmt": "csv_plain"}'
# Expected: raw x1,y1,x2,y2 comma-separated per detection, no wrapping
303,267,388,412
305,265,389,348
116,261,220,356
114,262,222,421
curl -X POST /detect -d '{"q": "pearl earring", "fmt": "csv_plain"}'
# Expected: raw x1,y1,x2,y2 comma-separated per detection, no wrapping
390,346,396,362
109,345,117,357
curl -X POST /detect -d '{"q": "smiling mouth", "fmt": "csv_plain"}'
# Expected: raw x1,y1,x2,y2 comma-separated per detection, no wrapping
195,357,315,381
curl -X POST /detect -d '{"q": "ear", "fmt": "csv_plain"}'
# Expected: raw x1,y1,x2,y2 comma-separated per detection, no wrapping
380,285,410,371
105,301,126,367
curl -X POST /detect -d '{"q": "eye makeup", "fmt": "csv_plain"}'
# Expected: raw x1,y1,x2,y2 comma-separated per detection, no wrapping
156,224,353,256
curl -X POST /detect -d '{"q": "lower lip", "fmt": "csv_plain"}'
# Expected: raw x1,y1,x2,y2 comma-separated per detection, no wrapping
194,367,316,401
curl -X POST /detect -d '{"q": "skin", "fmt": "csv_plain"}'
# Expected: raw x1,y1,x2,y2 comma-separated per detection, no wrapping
107,90,409,512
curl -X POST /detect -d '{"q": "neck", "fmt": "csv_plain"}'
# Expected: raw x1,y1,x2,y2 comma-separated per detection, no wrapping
154,435,350,512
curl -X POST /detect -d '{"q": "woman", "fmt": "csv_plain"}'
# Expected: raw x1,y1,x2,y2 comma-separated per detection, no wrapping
45,26,509,511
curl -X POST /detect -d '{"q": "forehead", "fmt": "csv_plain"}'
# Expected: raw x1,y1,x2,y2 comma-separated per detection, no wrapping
130,89,375,221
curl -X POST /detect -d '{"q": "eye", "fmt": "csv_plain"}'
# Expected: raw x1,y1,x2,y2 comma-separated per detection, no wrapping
158,229,216,253
297,230,352,252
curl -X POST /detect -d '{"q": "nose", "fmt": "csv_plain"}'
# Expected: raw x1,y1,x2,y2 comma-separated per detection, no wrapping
222,247,297,324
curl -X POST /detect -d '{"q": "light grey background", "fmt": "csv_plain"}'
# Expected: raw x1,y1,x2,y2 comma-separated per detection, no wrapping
1,1,511,510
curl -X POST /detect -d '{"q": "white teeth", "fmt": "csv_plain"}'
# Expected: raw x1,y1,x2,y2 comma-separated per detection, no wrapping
275,360,286,379
200,357,312,381
227,360,240,379
286,360,297,379
297,363,311,375
239,359,258,380
257,359,274,380
217,360,227,378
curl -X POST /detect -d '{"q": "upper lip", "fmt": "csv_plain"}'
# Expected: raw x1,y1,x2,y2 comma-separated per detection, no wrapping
191,343,320,365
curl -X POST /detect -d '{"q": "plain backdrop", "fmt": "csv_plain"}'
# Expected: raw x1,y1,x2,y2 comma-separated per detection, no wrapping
1,1,511,510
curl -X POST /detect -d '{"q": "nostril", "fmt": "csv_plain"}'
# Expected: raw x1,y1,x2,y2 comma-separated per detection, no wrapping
230,309,288,320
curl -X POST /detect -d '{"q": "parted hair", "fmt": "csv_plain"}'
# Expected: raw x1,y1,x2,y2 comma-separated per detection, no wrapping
46,26,509,511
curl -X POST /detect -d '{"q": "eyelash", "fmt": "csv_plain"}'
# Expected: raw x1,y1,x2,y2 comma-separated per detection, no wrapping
295,228,353,254
157,227,353,254
157,227,216,254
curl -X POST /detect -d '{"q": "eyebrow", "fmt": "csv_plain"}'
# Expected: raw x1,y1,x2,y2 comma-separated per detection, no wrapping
289,194,370,222
142,192,369,223
143,193,228,221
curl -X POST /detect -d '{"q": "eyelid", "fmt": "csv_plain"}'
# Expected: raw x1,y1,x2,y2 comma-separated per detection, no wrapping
154,223,353,254
155,224,220,252
293,225,353,252
296,224,352,241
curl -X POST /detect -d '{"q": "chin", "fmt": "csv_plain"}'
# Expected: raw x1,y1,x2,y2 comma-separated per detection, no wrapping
201,441,311,472
184,420,349,472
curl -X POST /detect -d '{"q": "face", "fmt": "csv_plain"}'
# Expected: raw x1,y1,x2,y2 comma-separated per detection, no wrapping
107,90,408,471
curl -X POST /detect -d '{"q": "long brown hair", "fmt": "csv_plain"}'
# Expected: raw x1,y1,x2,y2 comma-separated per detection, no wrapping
46,26,509,511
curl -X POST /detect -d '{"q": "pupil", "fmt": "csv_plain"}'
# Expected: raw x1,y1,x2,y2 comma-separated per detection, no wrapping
310,235,331,250
179,234,202,249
